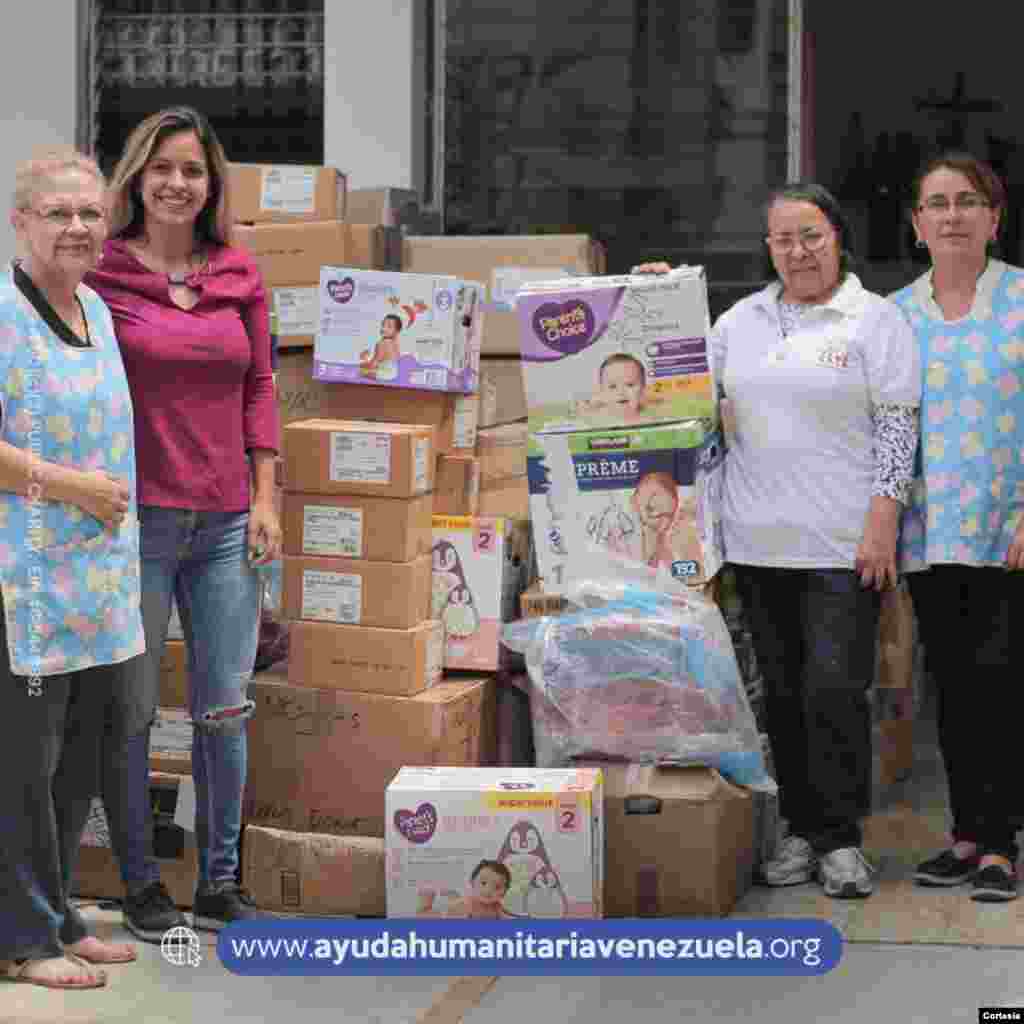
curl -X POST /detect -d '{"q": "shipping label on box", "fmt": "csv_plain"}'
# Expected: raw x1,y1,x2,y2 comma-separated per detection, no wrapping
386,766,603,919
517,268,714,434
229,164,346,223
431,517,530,671
314,268,480,393
527,420,725,590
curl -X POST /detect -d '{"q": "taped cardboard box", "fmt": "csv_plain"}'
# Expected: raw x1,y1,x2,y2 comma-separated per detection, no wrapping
343,186,438,234
275,348,339,428
244,673,496,837
243,825,385,917
282,553,432,630
282,419,434,498
434,454,479,516
401,235,603,355
324,384,478,455
74,772,198,908
476,420,528,519
160,639,188,709
229,163,346,224
287,619,444,696
479,358,527,427
234,222,398,349
599,764,756,917
282,491,433,562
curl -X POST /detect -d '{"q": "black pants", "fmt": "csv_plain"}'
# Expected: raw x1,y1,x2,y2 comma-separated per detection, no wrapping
0,599,123,960
732,565,881,855
906,565,1024,862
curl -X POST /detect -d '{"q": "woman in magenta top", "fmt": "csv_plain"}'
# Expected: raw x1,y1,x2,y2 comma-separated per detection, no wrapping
85,107,281,937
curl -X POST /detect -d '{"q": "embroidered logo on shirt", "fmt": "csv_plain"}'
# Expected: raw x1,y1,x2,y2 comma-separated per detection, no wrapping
816,344,849,369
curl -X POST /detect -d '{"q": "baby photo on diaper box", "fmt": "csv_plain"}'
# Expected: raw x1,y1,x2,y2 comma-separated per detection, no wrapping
527,420,725,590
516,267,714,433
385,767,603,919
430,516,531,671
314,268,480,393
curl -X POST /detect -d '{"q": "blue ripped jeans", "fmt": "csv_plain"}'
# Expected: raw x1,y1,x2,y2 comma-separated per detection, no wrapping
103,508,260,889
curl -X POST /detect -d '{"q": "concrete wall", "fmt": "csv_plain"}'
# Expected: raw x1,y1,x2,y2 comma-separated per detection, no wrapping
0,0,80,261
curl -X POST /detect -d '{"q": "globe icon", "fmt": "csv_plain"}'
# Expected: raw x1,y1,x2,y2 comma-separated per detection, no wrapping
161,925,202,967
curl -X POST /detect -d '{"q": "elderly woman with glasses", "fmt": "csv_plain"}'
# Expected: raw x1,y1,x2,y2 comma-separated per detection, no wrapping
0,147,145,989
636,183,921,899
889,152,1024,903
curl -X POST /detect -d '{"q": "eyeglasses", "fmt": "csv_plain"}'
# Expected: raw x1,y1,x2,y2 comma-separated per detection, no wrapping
764,228,832,254
917,193,991,214
29,207,107,228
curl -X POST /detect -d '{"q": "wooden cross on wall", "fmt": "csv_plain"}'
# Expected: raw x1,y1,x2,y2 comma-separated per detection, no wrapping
914,71,1002,150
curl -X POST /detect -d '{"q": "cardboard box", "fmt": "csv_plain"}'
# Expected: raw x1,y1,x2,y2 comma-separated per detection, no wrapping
599,764,756,917
476,421,528,518
386,767,603,918
282,419,434,498
519,583,569,619
401,235,603,355
275,348,340,427
229,163,346,224
75,773,198,908
149,707,193,776
282,491,433,562
314,269,481,393
160,639,188,709
244,674,496,837
434,454,479,516
324,384,478,455
282,554,431,630
235,222,398,349
431,516,531,672
243,826,386,917
517,267,715,433
527,421,725,590
287,619,444,696
344,186,429,231
479,358,527,427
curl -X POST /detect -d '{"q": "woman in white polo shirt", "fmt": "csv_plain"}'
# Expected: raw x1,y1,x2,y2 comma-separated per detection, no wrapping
638,183,921,898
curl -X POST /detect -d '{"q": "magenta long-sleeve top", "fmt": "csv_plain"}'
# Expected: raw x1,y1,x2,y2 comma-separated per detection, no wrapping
85,238,280,512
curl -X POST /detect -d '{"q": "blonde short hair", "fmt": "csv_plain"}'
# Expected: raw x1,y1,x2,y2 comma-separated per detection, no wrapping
12,146,105,211
106,106,232,245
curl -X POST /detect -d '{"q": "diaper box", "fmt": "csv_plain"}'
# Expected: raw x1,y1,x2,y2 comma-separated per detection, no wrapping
431,516,532,672
385,766,604,919
282,419,434,499
516,267,714,434
527,420,724,590
314,268,481,393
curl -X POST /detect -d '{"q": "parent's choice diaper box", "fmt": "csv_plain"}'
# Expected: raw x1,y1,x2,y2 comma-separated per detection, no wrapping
517,267,714,434
431,516,532,671
386,767,604,919
314,268,481,393
528,420,725,590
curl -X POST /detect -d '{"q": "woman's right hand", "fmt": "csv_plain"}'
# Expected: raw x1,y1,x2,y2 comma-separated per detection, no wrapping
632,262,673,275
76,470,131,530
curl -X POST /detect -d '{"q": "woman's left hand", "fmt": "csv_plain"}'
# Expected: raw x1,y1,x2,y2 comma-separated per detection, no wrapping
856,496,901,591
248,498,282,566
1006,519,1024,571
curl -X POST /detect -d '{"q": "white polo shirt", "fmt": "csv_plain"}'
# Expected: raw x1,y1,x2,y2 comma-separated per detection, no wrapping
710,273,921,568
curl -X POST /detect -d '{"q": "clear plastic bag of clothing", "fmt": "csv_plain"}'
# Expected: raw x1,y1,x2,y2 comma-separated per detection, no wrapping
502,550,776,793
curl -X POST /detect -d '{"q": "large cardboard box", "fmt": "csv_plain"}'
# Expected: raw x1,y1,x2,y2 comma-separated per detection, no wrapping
476,421,528,518
282,419,434,498
229,163,346,224
386,767,604,919
344,186,432,232
324,384,478,456
275,348,339,428
74,772,198,908
431,516,531,672
160,639,188,709
599,764,756,917
401,235,603,355
314,269,481,393
243,826,385,917
282,554,431,629
517,267,715,433
235,222,397,349
479,358,527,427
244,674,496,837
282,491,433,562
286,619,444,696
434,454,479,516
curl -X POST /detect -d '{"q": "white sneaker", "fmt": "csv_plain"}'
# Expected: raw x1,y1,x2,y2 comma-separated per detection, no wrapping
758,835,816,886
819,847,874,899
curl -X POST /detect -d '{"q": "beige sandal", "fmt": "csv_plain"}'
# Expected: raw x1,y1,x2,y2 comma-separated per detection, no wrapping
67,935,137,964
3,953,107,989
